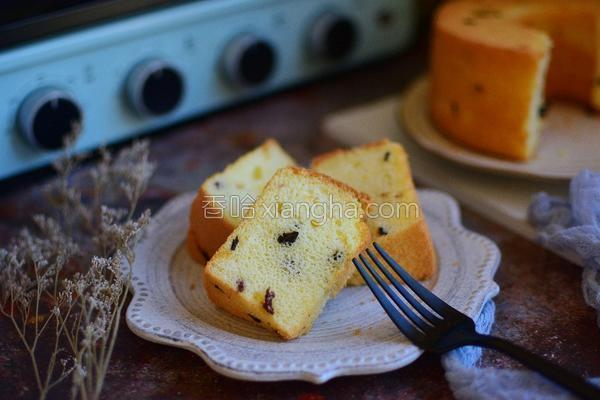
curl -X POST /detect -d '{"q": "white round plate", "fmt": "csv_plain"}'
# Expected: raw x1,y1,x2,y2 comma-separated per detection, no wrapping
126,190,500,383
402,77,600,180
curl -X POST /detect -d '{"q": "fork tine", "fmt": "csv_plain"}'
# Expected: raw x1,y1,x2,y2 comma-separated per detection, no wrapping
365,248,442,324
373,242,460,317
358,254,432,332
353,258,423,344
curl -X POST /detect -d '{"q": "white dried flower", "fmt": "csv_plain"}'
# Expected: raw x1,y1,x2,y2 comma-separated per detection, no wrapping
0,140,153,400
51,305,61,317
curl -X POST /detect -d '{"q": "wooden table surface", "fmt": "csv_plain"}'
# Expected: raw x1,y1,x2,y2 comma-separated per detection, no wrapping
1,38,600,400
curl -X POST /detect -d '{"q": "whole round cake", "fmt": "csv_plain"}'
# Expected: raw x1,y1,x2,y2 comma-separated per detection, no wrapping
430,0,600,160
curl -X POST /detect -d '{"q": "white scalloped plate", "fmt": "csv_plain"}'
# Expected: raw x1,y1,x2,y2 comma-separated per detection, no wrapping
403,77,600,180
126,190,500,383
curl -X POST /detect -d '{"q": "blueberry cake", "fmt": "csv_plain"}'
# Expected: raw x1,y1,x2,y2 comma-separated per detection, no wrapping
312,139,436,284
189,139,296,258
431,0,600,160
203,167,371,339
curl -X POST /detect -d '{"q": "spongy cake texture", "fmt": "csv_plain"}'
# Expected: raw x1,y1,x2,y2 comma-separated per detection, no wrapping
189,139,296,259
312,139,436,284
204,167,371,340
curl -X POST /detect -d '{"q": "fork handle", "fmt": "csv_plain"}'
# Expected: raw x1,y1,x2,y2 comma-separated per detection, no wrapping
469,333,600,400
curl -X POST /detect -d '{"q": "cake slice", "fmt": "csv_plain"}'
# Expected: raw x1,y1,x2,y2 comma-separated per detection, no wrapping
204,167,371,340
189,139,296,258
312,139,436,284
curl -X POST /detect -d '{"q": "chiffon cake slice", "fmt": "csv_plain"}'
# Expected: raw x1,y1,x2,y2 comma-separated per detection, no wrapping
204,167,371,340
189,139,296,259
312,139,436,284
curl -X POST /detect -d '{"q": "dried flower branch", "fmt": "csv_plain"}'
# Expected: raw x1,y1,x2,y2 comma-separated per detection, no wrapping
0,140,155,400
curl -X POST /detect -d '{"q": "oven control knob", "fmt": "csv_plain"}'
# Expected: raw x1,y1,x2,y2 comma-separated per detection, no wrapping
18,87,83,150
223,34,277,87
127,59,184,117
309,13,357,60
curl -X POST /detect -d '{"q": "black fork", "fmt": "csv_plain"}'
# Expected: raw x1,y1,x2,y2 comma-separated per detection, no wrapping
353,242,600,400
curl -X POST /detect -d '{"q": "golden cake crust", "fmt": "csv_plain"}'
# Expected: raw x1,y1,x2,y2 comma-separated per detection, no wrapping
284,166,372,204
310,139,400,169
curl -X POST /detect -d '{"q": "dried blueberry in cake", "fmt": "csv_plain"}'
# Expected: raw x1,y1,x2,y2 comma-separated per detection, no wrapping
236,279,245,292
263,288,275,314
277,231,299,246
230,236,239,251
329,250,345,264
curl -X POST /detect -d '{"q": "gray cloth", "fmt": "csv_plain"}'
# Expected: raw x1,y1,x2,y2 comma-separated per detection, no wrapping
441,170,600,399
529,170,600,324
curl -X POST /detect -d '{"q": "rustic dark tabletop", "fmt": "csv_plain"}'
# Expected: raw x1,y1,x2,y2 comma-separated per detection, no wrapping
1,37,600,400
